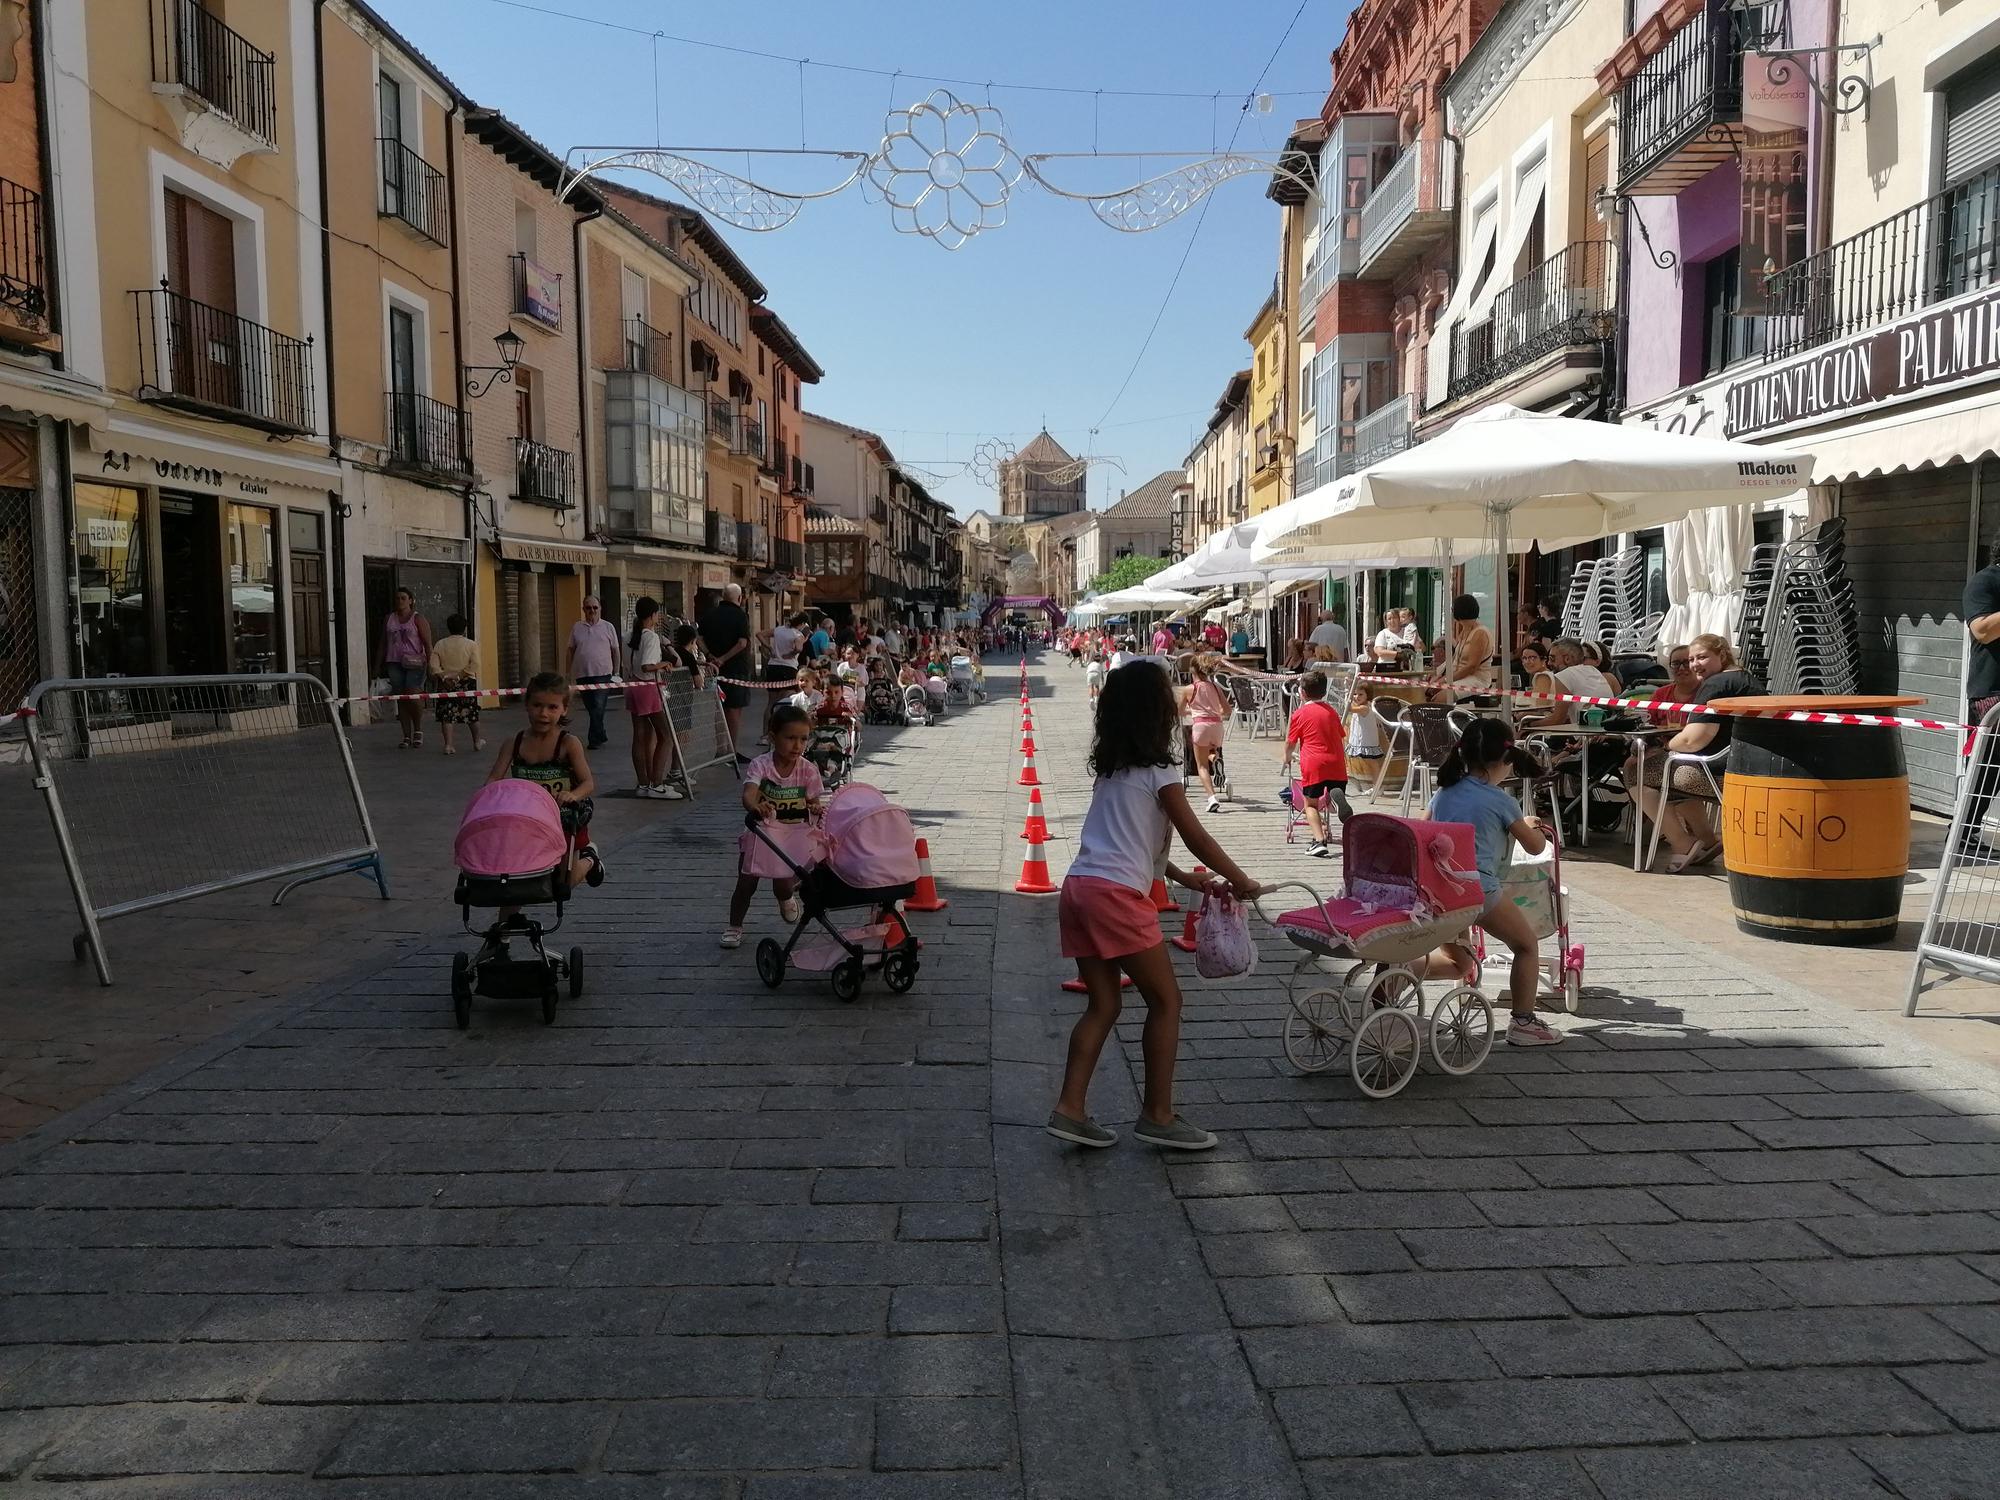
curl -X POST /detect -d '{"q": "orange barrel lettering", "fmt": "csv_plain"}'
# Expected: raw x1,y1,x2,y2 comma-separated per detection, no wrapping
1721,717,1909,946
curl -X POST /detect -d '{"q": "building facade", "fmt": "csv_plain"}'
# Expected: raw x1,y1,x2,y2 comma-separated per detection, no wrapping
1184,370,1249,558
997,429,1084,520
751,303,823,615
1245,292,1287,514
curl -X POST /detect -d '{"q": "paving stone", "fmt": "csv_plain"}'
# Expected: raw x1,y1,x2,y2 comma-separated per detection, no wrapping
1002,1210,1225,1338
873,1396,1011,1470
1865,1143,2000,1176
429,1288,665,1339
1280,1191,1484,1231
1649,1182,1862,1220
1463,1186,1675,1225
1652,1367,1952,1439
745,1474,1018,1500
1398,1226,1624,1270
1549,1263,1789,1315
1934,1304,2000,1355
694,1204,897,1243
1579,1439,1909,1499
1401,1376,1687,1452
1803,1211,2000,1257
508,1336,777,1399
1604,1219,1834,1265
1241,1323,1498,1387
601,1398,872,1471
1333,1270,1568,1323
320,1403,605,1476
1183,1195,1295,1234
1300,1452,1599,1500
1217,1275,1345,1328
766,1335,1008,1398
0,1407,89,1480
1342,1158,1536,1192
1198,1229,1414,1278
1520,1153,1721,1188
35,1402,353,1478
1472,1314,1738,1376
1852,1432,2000,1500
662,1287,887,1336
1753,1254,2000,1307
1272,1385,1422,1457
188,1293,441,1342
4,1343,284,1407
813,1168,990,1203
897,1204,993,1242
889,1285,999,1335
1897,1360,2000,1430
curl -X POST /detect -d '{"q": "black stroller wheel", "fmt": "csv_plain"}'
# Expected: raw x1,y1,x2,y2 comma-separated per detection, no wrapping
830,957,864,1003
755,938,787,989
540,975,559,1026
567,947,585,999
883,950,919,994
451,952,472,1030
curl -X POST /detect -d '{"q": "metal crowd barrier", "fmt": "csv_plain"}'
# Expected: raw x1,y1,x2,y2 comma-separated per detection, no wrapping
21,674,388,985
1909,700,2000,1015
661,668,735,792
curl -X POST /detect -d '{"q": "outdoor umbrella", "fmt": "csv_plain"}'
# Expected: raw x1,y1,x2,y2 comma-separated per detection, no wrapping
1087,584,1201,613
1254,403,1813,697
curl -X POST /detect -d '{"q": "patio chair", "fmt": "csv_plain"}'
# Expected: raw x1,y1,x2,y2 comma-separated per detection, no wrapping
1225,675,1261,735
1636,742,1730,872
1366,696,1414,801
1398,703,1462,817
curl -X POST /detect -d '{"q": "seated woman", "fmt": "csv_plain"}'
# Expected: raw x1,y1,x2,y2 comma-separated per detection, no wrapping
1528,638,1617,730
1623,632,1762,872
1436,593,1496,701
1281,637,1308,674
1643,644,1698,721
1580,640,1623,694
1515,640,1553,694
1370,610,1403,663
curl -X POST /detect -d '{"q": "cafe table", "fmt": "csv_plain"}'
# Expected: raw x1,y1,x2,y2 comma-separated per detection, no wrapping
1520,720,1678,853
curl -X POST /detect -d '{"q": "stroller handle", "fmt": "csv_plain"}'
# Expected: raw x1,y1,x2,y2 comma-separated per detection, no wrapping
1248,879,1337,929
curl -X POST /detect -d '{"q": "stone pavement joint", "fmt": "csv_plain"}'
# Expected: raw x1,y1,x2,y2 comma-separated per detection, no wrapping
3,654,2000,1494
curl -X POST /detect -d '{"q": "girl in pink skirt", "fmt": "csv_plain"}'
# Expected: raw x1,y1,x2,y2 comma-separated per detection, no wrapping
1048,661,1261,1153
724,704,823,949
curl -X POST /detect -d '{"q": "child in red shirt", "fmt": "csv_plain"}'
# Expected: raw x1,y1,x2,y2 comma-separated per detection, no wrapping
1286,670,1354,857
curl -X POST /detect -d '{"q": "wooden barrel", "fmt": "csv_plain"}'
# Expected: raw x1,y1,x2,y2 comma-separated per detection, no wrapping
1713,696,1916,946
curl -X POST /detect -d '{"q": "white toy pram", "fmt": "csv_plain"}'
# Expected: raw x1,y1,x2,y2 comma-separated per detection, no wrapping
746,783,923,1002
946,656,984,705
806,709,859,791
1475,823,1586,1011
903,681,935,726
1255,813,1493,1098
449,781,584,1029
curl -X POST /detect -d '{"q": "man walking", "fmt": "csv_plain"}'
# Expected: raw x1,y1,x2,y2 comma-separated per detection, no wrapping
565,596,621,750
1307,608,1351,663
699,582,754,761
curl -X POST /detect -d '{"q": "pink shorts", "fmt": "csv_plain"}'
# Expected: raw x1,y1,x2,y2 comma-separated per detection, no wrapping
1059,875,1162,961
1191,719,1224,749
626,681,664,717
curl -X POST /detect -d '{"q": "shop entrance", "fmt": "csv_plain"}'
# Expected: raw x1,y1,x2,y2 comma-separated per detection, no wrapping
159,494,226,675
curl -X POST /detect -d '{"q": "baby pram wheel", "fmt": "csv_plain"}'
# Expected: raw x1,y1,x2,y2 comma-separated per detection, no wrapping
567,947,585,999
451,953,472,1030
1283,986,1346,1073
1561,965,1582,1013
1350,1007,1422,1099
1427,984,1495,1075
883,949,919,994
755,938,787,989
831,957,864,1003
1339,966,1422,1031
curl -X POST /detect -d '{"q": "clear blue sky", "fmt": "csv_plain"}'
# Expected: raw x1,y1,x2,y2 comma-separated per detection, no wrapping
378,0,1347,516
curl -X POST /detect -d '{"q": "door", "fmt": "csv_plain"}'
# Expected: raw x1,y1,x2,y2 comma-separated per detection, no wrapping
534,571,559,677
289,536,328,687
621,265,648,368
1941,55,2000,302
158,493,226,676
378,71,405,217
388,305,418,461
165,188,240,411
1844,468,1977,813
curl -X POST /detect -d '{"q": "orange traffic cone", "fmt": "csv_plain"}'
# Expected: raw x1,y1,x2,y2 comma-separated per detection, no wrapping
1171,867,1207,952
1062,974,1133,993
1018,749,1041,787
906,838,949,912
1149,877,1178,913
1015,833,1057,895
884,907,922,951
1020,730,1037,755
1020,785,1050,842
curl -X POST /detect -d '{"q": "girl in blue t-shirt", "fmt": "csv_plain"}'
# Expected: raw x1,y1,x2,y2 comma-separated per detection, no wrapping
1428,718,1563,1047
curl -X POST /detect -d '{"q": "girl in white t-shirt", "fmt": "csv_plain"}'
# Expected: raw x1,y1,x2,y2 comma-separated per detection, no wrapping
1048,660,1261,1155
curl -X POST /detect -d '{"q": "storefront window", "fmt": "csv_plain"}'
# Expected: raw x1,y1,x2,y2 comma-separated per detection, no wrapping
74,482,151,679
227,503,282,674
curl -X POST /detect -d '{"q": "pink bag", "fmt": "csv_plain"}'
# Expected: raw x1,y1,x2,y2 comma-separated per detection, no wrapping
1195,888,1256,979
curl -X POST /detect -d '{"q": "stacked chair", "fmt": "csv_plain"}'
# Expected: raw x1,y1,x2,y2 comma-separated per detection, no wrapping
1558,547,1660,655
1739,517,1857,695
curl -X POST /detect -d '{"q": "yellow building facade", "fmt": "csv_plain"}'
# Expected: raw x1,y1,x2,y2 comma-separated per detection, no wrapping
1245,292,1285,515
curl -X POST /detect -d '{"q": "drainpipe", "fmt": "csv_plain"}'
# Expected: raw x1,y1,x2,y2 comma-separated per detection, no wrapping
443,91,472,639
310,0,350,706
571,198,603,547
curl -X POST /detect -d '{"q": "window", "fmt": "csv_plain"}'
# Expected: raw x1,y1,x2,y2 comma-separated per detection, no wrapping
1700,248,1765,374
377,71,403,145
74,483,150,679
514,366,536,440
387,305,417,396
514,203,537,260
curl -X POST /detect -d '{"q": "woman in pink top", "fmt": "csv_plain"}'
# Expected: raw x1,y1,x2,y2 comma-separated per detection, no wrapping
1185,654,1230,814
376,588,432,750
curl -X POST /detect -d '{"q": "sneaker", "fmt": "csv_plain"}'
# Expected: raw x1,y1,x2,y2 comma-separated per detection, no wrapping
1204,796,1223,814
1308,840,1332,858
1132,1115,1218,1151
656,783,686,801
719,927,743,949
582,845,607,887
779,896,803,924
1507,1015,1564,1047
1045,1111,1117,1148
635,784,658,799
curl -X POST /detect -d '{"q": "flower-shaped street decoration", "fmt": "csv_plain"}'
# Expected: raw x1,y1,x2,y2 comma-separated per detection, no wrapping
866,91,1024,250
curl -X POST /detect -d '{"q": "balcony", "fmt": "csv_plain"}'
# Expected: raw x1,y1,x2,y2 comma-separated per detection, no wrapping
790,454,816,496
616,315,672,379
1612,0,1779,196
378,138,448,247
385,391,468,478
509,252,561,330
1447,241,1617,403
1357,138,1456,278
512,437,574,510
774,536,803,573
869,497,889,525
705,509,738,557
740,417,766,461
1765,163,2000,362
132,285,315,435
707,395,739,449
1354,394,1415,468
150,0,277,162
738,521,770,565
0,178,52,350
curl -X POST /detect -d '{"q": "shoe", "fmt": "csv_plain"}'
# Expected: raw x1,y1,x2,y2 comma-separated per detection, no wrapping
719,927,743,949
656,783,686,801
583,845,606,887
1957,833,2000,862
779,896,803,924
1507,1015,1564,1047
1204,797,1222,814
1688,839,1724,868
1133,1115,1217,1151
636,784,658,799
1308,840,1332,858
1045,1111,1117,1148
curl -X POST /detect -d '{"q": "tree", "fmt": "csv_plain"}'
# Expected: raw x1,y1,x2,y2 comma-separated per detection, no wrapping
1089,554,1171,594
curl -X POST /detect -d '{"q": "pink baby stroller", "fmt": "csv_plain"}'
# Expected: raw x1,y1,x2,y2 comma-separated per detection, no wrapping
450,780,584,1029
1254,813,1492,1098
748,782,923,1002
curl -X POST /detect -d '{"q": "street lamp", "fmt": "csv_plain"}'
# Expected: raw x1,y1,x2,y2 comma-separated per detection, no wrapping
464,328,525,398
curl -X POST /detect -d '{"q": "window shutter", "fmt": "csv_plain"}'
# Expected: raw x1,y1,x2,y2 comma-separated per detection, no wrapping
1944,52,2000,188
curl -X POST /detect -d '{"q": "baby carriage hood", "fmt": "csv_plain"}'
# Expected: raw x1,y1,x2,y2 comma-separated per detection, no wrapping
819,783,920,887
1343,813,1483,916
454,779,568,877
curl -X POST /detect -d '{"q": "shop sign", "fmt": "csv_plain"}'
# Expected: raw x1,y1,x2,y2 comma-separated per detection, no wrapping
1724,282,2000,438
95,448,290,500
403,532,470,566
496,535,604,568
700,564,731,587
85,517,130,549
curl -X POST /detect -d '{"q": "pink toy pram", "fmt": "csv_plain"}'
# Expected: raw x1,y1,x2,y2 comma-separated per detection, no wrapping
746,782,923,1002
449,780,584,1029
1255,813,1495,1098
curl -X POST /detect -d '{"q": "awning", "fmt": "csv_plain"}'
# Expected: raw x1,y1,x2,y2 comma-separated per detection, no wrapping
604,539,714,565
1208,599,1249,620
496,534,608,567
0,367,113,430
79,412,341,499
1247,576,1319,611
1166,586,1231,622
1797,389,2000,485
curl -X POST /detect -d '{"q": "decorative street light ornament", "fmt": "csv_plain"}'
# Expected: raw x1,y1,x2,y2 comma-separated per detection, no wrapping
559,90,1314,250
968,438,1017,487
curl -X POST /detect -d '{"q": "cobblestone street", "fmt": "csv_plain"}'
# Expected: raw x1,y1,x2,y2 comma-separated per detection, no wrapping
6,656,2000,1495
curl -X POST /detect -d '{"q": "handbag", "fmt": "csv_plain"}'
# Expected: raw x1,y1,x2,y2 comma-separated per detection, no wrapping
368,677,394,724
1195,888,1257,980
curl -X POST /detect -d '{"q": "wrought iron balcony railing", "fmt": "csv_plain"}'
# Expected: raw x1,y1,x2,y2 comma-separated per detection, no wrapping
773,536,803,572
132,285,315,435
1616,1,1779,194
0,178,49,339
618,315,673,379
707,396,738,448
509,252,561,329
1763,162,2000,361
740,417,766,461
1447,241,1617,402
152,0,277,148
738,521,770,564
1357,138,1456,276
386,391,468,477
378,138,448,246
705,508,738,557
513,437,574,509
1354,394,1416,468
